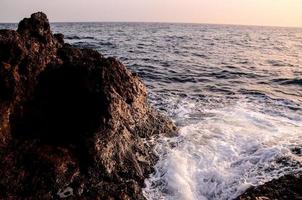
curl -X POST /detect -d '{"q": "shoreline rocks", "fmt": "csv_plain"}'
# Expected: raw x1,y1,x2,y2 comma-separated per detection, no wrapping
0,12,176,199
236,173,302,200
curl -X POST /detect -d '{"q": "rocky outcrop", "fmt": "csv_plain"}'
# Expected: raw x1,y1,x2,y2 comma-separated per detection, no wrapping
0,12,176,199
236,174,302,200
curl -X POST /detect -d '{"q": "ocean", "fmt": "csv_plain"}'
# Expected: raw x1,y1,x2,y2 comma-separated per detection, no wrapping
1,22,302,200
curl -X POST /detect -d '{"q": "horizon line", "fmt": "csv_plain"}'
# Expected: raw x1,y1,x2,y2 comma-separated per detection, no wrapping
1,20,301,29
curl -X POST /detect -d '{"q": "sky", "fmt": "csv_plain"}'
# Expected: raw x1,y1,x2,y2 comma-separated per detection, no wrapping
0,0,302,27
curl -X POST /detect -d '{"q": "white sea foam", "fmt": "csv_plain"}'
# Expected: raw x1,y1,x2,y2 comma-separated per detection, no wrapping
143,98,302,200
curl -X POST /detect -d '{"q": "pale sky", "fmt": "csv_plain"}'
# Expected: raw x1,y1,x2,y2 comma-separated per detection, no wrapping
0,0,302,27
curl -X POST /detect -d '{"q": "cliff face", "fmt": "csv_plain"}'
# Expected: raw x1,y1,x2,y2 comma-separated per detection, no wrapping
0,12,176,199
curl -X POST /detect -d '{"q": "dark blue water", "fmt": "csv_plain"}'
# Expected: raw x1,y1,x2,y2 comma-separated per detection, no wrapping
1,23,302,200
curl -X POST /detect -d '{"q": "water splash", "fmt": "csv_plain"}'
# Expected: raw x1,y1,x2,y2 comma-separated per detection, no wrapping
143,98,302,200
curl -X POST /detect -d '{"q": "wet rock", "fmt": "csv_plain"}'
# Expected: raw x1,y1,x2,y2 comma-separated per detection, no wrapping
0,12,176,199
236,174,302,200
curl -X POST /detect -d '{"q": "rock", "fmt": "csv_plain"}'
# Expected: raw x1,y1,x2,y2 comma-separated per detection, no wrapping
0,12,176,199
236,174,302,200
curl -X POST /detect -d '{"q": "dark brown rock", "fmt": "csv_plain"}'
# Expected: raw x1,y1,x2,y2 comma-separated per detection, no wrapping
0,12,176,199
236,174,302,200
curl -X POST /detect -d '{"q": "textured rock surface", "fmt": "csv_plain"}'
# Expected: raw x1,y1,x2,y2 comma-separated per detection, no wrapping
236,174,302,200
0,12,176,199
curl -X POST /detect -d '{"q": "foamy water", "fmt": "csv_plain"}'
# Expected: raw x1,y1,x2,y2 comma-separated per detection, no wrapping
143,97,302,200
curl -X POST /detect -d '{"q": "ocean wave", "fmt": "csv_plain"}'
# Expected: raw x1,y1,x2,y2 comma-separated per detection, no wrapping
272,78,302,86
72,41,100,49
143,98,302,200
65,35,95,40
